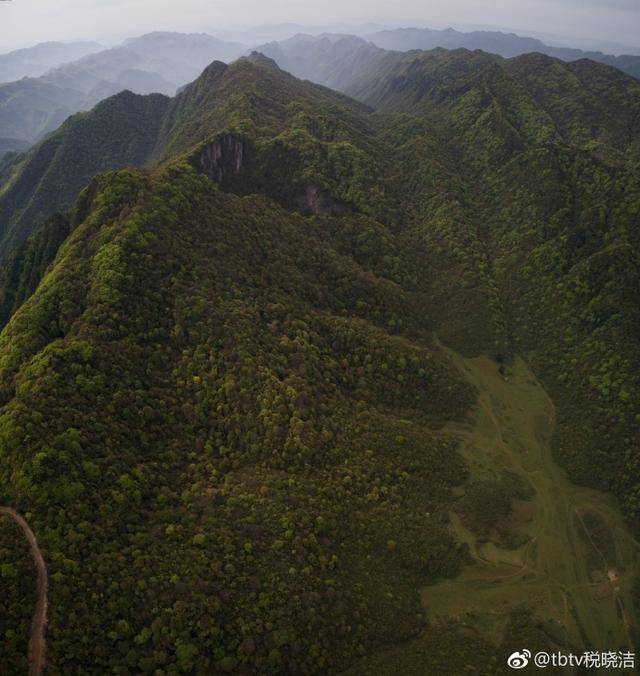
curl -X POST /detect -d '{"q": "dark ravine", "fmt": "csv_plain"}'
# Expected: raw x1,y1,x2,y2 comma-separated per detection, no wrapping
0,507,48,676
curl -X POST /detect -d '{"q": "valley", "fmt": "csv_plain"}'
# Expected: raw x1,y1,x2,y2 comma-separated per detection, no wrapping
426,348,638,658
347,348,639,674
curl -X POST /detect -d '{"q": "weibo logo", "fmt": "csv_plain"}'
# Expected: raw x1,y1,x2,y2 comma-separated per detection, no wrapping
507,650,531,669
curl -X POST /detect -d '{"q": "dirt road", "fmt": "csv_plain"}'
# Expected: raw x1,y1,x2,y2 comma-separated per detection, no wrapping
0,507,47,676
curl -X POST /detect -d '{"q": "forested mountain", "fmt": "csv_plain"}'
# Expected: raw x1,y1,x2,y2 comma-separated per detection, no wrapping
347,49,640,163
0,46,639,673
0,53,377,258
0,41,103,83
4,23,638,155
256,30,640,126
0,32,246,149
0,90,170,257
368,26,640,79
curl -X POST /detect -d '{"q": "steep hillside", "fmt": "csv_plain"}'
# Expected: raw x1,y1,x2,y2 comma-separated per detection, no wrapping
343,49,640,166
258,35,640,159
0,213,71,327
0,162,479,674
0,90,170,257
1,47,639,672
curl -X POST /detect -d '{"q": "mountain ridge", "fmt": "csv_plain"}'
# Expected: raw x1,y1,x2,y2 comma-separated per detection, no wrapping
0,52,392,258
368,25,640,78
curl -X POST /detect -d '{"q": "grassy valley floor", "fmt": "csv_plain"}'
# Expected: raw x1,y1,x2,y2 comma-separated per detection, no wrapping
349,347,639,674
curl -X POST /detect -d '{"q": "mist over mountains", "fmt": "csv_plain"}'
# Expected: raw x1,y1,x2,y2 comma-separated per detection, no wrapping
369,25,640,77
256,27,640,90
0,32,245,153
1,22,639,160
0,40,103,83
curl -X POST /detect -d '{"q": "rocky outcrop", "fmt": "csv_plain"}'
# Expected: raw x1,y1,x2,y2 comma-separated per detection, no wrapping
293,185,350,217
199,134,246,184
198,137,350,217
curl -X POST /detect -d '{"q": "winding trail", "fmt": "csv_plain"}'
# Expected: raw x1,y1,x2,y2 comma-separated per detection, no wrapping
0,507,47,676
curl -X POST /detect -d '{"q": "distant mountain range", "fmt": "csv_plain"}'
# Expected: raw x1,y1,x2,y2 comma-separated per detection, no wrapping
0,41,103,83
1,25,639,160
367,26,640,78
213,21,388,45
252,34,386,91
256,28,640,91
0,32,246,153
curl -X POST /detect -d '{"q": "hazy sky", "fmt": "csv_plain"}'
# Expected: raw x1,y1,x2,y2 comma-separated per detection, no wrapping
0,0,639,52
